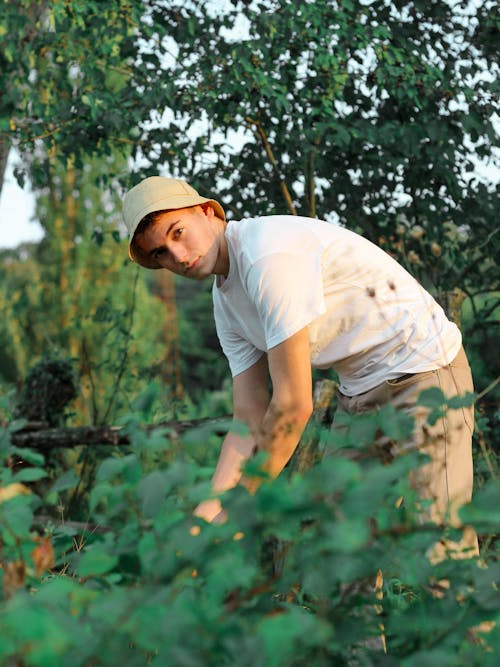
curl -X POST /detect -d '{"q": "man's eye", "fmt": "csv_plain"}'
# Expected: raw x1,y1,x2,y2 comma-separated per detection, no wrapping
173,227,184,239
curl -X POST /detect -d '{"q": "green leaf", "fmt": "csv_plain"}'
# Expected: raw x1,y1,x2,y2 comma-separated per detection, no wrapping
1,598,74,666
136,470,167,518
417,387,446,407
325,518,370,553
377,404,414,440
131,383,159,418
347,413,377,447
96,456,127,482
471,563,500,611
35,576,81,603
12,467,48,483
9,446,45,467
51,469,80,493
257,606,331,667
182,418,242,447
1,497,34,538
76,549,118,577
459,478,500,529
447,391,476,409
403,650,457,666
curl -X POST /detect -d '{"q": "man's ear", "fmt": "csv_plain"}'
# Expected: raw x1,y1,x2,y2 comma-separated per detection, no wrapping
200,203,215,219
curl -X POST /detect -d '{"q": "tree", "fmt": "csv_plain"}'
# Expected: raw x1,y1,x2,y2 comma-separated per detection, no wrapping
0,0,146,195
134,0,497,272
1,0,497,427
0,153,169,426
130,0,498,442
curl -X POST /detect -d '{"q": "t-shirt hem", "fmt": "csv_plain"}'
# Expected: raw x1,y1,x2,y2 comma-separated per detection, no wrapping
230,350,265,378
339,337,463,396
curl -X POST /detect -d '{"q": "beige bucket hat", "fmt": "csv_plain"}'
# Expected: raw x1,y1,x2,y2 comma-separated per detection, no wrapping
122,176,225,269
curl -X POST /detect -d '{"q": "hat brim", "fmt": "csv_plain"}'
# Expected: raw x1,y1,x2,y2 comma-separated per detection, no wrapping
128,197,225,270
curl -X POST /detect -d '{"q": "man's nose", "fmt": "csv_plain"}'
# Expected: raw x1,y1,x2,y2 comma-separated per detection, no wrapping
169,245,188,264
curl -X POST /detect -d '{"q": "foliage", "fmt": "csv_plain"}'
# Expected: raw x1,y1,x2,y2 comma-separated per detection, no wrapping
0,396,499,666
131,0,499,440
0,153,170,426
14,354,77,427
133,0,498,284
0,0,147,192
1,0,497,419
0,3,498,660
176,276,229,401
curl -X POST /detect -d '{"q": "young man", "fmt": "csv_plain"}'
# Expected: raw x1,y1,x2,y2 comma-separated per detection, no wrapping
123,176,477,556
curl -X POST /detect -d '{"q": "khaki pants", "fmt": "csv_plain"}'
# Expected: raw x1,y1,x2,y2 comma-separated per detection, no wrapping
333,346,479,561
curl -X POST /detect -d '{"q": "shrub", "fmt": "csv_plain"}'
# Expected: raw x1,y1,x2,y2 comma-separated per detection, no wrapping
0,406,498,666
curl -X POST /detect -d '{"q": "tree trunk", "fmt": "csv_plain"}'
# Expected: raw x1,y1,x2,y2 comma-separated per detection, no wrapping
270,379,337,578
288,378,337,473
155,271,183,401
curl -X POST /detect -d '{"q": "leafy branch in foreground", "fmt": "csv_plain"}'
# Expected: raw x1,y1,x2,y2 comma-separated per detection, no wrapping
0,400,498,666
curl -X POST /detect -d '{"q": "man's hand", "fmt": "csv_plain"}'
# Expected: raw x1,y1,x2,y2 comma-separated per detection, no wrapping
193,498,223,523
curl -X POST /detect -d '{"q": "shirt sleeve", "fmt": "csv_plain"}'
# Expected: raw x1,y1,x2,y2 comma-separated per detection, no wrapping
214,298,264,377
245,251,326,350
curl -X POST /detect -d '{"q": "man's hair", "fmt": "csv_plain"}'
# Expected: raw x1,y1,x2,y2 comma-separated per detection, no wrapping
135,203,204,238
134,210,168,238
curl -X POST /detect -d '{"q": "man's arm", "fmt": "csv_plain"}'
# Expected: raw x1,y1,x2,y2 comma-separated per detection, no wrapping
243,326,313,491
194,327,313,522
193,353,270,522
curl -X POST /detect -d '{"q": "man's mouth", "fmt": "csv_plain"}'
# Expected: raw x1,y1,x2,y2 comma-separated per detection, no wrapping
184,257,201,274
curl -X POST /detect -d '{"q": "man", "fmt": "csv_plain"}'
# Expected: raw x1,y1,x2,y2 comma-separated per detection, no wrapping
122,176,477,557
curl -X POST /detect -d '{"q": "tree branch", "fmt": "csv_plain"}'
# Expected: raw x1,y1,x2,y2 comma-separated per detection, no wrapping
245,117,297,216
305,148,316,218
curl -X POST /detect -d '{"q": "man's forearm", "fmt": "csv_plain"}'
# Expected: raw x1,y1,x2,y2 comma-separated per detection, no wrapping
193,430,255,522
194,403,310,520
211,431,256,492
242,400,311,491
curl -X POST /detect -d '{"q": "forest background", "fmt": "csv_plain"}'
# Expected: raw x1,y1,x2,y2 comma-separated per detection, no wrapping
0,1,498,665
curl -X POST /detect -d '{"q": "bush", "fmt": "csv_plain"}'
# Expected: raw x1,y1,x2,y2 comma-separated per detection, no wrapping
0,407,498,666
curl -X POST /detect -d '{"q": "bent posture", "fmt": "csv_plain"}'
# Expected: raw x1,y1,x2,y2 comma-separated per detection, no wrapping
122,177,477,556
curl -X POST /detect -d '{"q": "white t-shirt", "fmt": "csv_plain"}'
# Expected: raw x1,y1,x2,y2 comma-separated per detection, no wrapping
213,216,462,396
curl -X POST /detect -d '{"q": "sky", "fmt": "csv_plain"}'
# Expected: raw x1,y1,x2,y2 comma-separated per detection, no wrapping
0,151,42,249
0,140,498,250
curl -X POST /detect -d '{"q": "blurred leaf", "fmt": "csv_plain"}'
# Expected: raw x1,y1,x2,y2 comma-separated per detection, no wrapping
459,478,500,529
9,446,45,467
378,404,414,440
417,387,446,408
136,470,167,518
1,495,33,537
182,418,241,448
31,537,55,576
96,455,136,482
76,548,118,577
12,467,48,483
471,563,500,611
51,469,80,493
447,392,476,409
0,482,31,503
325,518,371,554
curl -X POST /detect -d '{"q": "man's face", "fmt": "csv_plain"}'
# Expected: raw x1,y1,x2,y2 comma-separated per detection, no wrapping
134,205,227,279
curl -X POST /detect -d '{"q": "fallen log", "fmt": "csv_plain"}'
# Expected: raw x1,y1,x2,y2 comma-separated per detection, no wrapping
9,415,232,451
